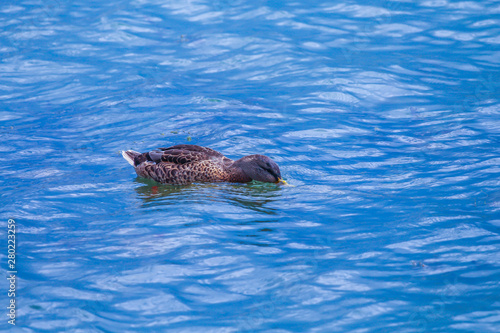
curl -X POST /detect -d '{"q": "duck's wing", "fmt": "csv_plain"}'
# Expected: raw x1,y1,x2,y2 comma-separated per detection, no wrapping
155,144,230,165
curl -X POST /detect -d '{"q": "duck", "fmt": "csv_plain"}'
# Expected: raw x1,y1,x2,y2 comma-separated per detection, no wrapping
122,144,287,185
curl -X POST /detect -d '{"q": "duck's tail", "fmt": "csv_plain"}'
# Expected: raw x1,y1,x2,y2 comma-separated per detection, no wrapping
122,150,141,167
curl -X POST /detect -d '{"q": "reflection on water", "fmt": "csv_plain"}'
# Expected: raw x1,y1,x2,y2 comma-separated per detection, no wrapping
134,177,283,216
1,0,499,331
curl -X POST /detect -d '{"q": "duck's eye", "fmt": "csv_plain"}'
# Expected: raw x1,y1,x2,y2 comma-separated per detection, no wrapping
261,166,278,179
261,166,273,173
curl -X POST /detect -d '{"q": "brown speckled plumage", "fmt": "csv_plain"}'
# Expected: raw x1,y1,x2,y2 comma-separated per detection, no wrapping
122,144,284,185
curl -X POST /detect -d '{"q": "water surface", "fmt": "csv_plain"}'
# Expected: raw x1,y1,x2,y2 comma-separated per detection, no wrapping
1,0,499,332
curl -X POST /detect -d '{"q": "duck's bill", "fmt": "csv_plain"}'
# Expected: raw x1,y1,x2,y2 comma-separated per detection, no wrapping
276,178,289,185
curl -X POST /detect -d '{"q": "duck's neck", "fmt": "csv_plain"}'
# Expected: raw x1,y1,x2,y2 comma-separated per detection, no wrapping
227,159,252,182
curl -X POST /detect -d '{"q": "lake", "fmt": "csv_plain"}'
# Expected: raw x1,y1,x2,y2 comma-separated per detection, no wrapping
1,0,499,331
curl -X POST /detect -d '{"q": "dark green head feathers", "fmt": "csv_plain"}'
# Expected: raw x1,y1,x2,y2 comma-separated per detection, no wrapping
122,144,287,185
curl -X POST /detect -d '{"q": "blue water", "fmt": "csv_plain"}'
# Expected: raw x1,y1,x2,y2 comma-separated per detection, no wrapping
1,0,500,331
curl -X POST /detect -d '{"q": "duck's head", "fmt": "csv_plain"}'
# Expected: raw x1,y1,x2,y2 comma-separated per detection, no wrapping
235,154,287,184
